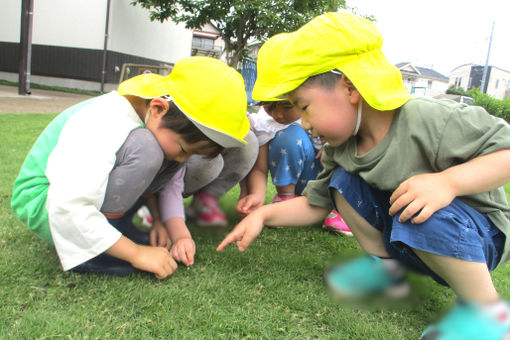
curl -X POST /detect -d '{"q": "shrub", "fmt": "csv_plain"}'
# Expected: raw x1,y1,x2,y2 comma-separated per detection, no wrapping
446,85,467,96
465,88,510,123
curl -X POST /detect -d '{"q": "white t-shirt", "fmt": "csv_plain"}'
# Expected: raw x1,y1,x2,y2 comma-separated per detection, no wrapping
247,106,323,151
247,106,301,146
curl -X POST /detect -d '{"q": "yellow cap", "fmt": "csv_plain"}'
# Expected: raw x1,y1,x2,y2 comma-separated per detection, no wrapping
118,56,250,148
253,12,411,111
252,32,294,102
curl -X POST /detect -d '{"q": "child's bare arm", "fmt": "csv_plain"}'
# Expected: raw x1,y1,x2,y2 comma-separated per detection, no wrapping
246,144,269,197
165,217,195,266
390,149,510,224
106,235,177,279
237,144,269,215
145,194,170,248
219,196,329,252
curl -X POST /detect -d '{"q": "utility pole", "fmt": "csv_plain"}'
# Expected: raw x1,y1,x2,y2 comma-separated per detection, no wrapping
18,0,34,95
100,0,112,93
480,21,495,94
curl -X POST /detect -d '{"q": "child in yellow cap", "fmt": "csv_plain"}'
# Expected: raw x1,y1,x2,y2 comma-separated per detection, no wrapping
12,56,250,280
217,12,510,339
237,33,352,236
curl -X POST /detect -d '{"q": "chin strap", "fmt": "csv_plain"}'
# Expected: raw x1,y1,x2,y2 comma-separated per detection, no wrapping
144,111,150,125
353,100,362,136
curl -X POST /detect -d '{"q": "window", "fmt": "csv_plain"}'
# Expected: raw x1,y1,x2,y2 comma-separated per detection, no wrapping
495,79,499,89
192,37,214,50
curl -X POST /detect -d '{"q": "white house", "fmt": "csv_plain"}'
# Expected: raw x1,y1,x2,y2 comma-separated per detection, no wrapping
191,23,225,60
1,0,193,92
396,62,449,98
449,64,510,100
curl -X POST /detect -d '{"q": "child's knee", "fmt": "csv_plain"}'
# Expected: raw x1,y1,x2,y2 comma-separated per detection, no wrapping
183,154,223,195
102,129,164,214
121,128,165,173
272,125,311,150
329,167,389,229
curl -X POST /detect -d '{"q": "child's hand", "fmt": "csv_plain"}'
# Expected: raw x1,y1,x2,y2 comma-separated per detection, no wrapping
217,212,265,252
149,220,170,248
315,147,324,165
389,173,455,224
170,237,195,266
131,245,178,280
236,194,265,217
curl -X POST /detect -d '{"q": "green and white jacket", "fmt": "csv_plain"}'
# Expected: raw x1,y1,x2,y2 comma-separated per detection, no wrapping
12,91,143,270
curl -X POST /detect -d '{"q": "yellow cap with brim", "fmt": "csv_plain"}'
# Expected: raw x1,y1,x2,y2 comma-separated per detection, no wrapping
253,12,411,111
118,56,250,148
252,32,294,102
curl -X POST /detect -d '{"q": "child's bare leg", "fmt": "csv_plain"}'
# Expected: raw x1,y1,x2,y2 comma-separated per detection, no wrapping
413,249,499,303
276,183,296,195
333,190,389,257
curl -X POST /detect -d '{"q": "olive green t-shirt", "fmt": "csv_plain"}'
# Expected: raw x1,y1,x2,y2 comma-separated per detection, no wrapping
303,97,510,265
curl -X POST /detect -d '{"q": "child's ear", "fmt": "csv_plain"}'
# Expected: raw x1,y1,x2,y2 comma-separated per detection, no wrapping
342,76,362,105
148,97,170,118
349,88,362,105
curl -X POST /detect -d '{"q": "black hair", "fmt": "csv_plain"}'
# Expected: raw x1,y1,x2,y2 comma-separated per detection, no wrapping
149,98,223,158
300,70,343,90
257,100,294,113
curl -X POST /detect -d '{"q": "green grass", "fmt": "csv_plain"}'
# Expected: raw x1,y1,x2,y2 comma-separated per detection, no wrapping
2,113,510,339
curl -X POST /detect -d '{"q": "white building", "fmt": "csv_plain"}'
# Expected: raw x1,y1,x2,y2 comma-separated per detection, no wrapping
450,64,510,100
1,0,193,92
191,23,225,60
396,62,449,98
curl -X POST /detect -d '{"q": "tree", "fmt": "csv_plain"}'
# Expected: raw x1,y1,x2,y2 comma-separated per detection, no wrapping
131,0,346,68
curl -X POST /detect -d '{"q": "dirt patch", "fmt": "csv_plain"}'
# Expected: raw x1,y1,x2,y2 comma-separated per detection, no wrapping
0,85,94,114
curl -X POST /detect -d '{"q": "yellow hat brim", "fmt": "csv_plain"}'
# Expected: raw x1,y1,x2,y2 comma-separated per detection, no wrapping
118,57,250,148
252,12,411,111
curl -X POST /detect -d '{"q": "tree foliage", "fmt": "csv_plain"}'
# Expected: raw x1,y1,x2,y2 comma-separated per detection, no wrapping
131,0,346,67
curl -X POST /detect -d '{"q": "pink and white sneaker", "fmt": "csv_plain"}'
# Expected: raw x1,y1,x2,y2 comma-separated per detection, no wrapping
322,210,353,236
186,192,227,227
272,193,298,203
136,205,153,227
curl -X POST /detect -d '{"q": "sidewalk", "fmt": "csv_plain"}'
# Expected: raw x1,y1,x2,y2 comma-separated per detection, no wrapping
0,85,94,114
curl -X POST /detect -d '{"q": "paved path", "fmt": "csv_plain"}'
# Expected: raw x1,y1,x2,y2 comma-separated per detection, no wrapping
0,85,94,114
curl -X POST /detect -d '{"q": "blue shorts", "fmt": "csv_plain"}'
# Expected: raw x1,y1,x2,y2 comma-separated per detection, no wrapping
328,167,505,285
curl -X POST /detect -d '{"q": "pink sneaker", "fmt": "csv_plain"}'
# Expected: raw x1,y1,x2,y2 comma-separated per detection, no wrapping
187,192,227,227
323,210,353,236
136,205,153,227
272,193,298,203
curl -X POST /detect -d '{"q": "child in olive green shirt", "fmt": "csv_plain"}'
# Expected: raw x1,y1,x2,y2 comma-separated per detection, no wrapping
217,12,510,340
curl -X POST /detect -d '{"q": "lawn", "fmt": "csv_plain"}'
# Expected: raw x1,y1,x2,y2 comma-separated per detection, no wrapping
1,113,510,339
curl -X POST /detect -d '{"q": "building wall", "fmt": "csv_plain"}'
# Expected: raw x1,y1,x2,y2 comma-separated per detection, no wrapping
33,1,107,49
0,0,192,91
109,1,191,63
486,67,510,100
449,65,473,90
402,75,448,98
449,64,510,99
2,1,23,43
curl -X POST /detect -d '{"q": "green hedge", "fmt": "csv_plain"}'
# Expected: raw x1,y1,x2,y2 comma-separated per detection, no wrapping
447,85,510,123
